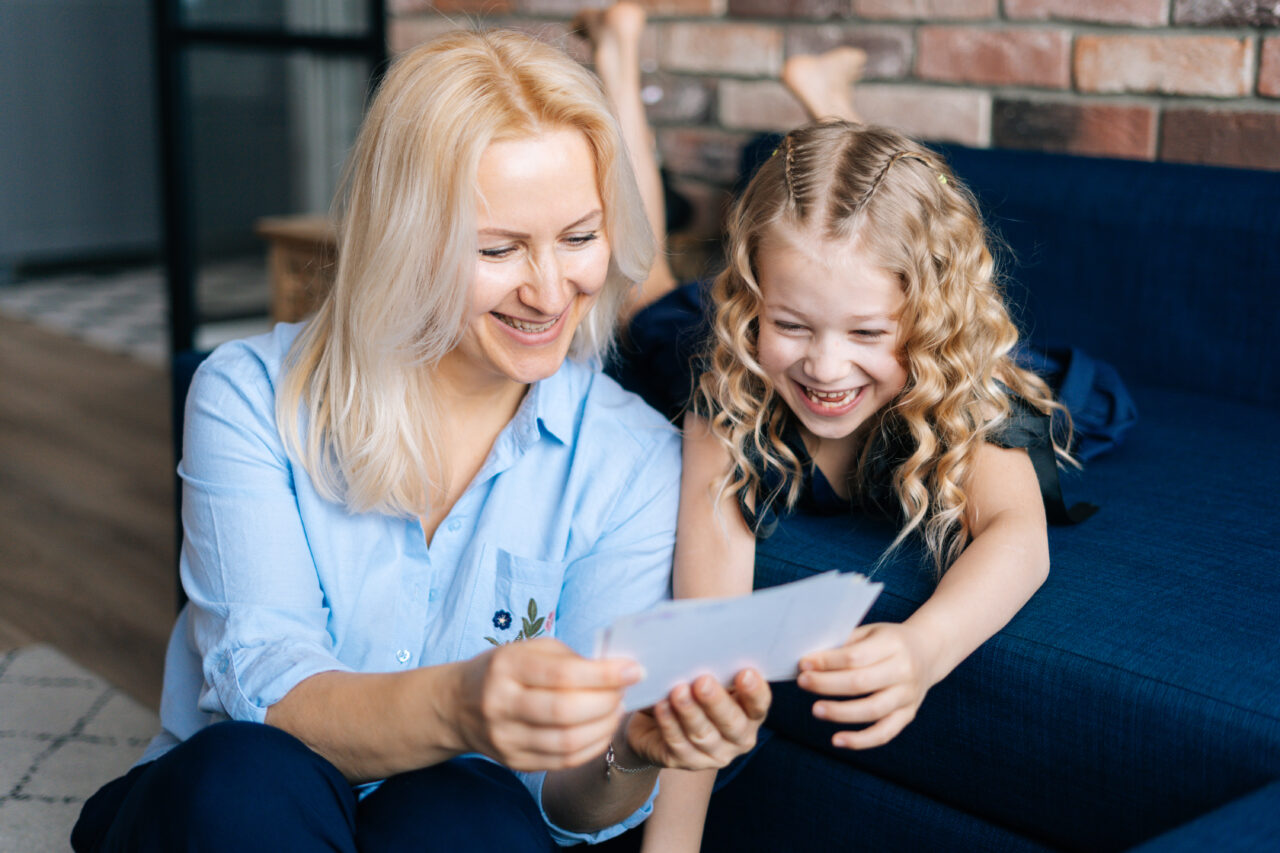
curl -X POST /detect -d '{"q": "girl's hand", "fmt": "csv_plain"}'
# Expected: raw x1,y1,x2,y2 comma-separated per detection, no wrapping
455,637,642,771
625,669,771,770
797,622,942,750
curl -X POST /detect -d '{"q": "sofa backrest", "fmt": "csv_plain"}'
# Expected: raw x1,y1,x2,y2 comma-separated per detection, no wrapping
938,145,1280,408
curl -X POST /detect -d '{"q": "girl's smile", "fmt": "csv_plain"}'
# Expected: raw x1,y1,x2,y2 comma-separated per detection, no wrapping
755,224,908,453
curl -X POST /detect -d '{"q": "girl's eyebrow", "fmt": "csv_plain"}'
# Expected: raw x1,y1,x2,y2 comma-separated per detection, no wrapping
478,209,602,239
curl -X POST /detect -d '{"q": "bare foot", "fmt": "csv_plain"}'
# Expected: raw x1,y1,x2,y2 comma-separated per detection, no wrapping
572,2,647,77
782,46,867,123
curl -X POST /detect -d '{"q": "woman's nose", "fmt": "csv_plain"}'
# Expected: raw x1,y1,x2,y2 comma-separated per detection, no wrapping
519,247,569,315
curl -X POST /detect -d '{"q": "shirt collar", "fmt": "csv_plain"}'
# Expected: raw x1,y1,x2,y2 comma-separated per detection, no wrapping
511,361,577,447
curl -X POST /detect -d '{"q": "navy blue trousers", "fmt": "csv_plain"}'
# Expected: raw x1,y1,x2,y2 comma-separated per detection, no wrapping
71,721,557,852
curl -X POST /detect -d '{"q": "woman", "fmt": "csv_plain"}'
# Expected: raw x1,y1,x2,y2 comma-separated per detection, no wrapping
72,29,768,852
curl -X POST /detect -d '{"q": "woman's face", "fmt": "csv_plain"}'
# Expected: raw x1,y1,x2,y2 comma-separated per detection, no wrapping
444,127,611,389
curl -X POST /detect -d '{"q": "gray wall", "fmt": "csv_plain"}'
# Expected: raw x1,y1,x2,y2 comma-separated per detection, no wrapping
0,0,161,270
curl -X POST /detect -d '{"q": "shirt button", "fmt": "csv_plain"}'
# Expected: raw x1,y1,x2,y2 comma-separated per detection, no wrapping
447,519,462,532
395,649,410,664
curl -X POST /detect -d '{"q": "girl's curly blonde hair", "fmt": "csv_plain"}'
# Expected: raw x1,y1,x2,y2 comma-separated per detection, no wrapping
697,120,1071,573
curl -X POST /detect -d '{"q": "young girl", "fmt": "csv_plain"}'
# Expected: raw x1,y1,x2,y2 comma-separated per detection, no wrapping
578,6,1068,850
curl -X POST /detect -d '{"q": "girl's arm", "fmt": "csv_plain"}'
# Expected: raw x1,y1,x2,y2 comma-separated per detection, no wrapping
797,442,1049,749
640,413,762,853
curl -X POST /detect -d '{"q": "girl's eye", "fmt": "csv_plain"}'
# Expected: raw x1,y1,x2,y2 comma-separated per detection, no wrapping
773,321,806,333
853,329,887,340
479,245,516,259
564,232,598,247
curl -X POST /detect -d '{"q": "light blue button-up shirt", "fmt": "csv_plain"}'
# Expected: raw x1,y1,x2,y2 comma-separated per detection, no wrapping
144,323,681,845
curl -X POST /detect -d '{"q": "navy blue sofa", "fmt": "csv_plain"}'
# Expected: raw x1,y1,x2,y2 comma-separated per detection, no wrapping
610,147,1280,851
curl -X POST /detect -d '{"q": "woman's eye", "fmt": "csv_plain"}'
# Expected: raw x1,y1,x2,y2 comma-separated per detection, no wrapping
479,245,516,259
564,232,598,247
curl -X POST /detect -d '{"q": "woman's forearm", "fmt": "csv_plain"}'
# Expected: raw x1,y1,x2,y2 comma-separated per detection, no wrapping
265,664,467,783
541,715,658,833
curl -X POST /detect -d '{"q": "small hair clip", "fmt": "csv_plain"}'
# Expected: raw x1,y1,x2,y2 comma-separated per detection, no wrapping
937,174,948,185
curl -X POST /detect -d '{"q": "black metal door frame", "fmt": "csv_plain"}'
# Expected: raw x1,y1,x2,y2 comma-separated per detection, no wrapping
152,0,387,356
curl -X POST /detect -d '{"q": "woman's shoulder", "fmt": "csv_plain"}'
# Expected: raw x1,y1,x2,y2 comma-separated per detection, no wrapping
553,359,681,459
196,322,305,389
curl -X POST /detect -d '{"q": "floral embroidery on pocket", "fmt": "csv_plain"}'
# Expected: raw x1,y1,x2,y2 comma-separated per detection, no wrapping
485,598,550,646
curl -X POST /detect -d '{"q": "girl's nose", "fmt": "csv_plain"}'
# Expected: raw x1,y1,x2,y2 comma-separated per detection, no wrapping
804,339,848,385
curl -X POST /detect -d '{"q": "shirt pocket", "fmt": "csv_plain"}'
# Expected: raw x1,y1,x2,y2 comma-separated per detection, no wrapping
460,546,567,659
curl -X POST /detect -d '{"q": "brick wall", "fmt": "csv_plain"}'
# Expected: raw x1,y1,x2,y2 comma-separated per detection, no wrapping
389,0,1280,270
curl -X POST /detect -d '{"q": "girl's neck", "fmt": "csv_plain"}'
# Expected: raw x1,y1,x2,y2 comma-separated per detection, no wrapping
798,422,872,501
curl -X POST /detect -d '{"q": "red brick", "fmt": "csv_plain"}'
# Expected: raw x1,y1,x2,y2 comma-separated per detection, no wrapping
729,0,850,17
1260,38,1280,98
916,27,1070,89
657,127,756,184
1173,0,1279,26
658,22,784,76
718,80,809,131
1075,35,1253,97
631,0,728,14
642,73,716,124
1004,0,1168,26
516,0,726,13
853,0,995,18
496,20,593,64
785,25,913,79
387,17,461,54
855,83,991,146
1161,109,1280,171
992,99,1157,159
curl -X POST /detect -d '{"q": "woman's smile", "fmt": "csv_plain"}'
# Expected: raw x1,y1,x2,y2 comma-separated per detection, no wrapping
440,127,612,391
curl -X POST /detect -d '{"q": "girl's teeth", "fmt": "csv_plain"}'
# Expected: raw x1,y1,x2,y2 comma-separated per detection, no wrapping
805,386,855,406
497,314,556,333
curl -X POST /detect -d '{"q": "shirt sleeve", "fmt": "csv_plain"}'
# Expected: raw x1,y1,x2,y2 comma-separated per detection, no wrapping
517,419,681,846
178,344,351,724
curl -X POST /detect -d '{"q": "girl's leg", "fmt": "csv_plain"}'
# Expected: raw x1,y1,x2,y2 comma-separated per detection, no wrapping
575,3,677,315
781,47,868,123
355,757,556,853
72,721,357,853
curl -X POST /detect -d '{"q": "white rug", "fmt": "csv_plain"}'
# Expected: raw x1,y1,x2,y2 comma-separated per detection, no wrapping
0,262,272,366
0,645,158,853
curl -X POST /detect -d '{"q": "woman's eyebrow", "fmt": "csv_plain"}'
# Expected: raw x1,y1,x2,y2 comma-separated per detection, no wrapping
478,209,603,239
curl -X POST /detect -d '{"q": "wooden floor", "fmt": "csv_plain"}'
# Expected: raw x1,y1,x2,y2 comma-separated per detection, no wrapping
0,314,173,710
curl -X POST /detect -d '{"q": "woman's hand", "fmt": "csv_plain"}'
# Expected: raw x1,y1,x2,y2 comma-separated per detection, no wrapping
625,669,771,770
797,622,942,750
455,637,642,771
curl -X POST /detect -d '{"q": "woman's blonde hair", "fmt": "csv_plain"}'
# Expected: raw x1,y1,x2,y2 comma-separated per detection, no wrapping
698,120,1070,572
276,28,653,517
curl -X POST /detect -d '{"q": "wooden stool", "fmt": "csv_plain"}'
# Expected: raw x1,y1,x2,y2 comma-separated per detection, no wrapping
255,215,337,323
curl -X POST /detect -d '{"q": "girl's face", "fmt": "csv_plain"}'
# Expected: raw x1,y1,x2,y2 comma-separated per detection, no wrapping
755,224,909,449
444,127,612,389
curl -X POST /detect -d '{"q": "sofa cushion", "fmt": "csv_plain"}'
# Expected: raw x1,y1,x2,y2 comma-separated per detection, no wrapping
752,384,1280,851
937,145,1280,408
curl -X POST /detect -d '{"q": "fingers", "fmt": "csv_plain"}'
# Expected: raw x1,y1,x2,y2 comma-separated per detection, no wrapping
505,638,643,691
499,711,622,771
732,669,772,721
797,654,903,698
798,623,888,672
830,706,915,750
